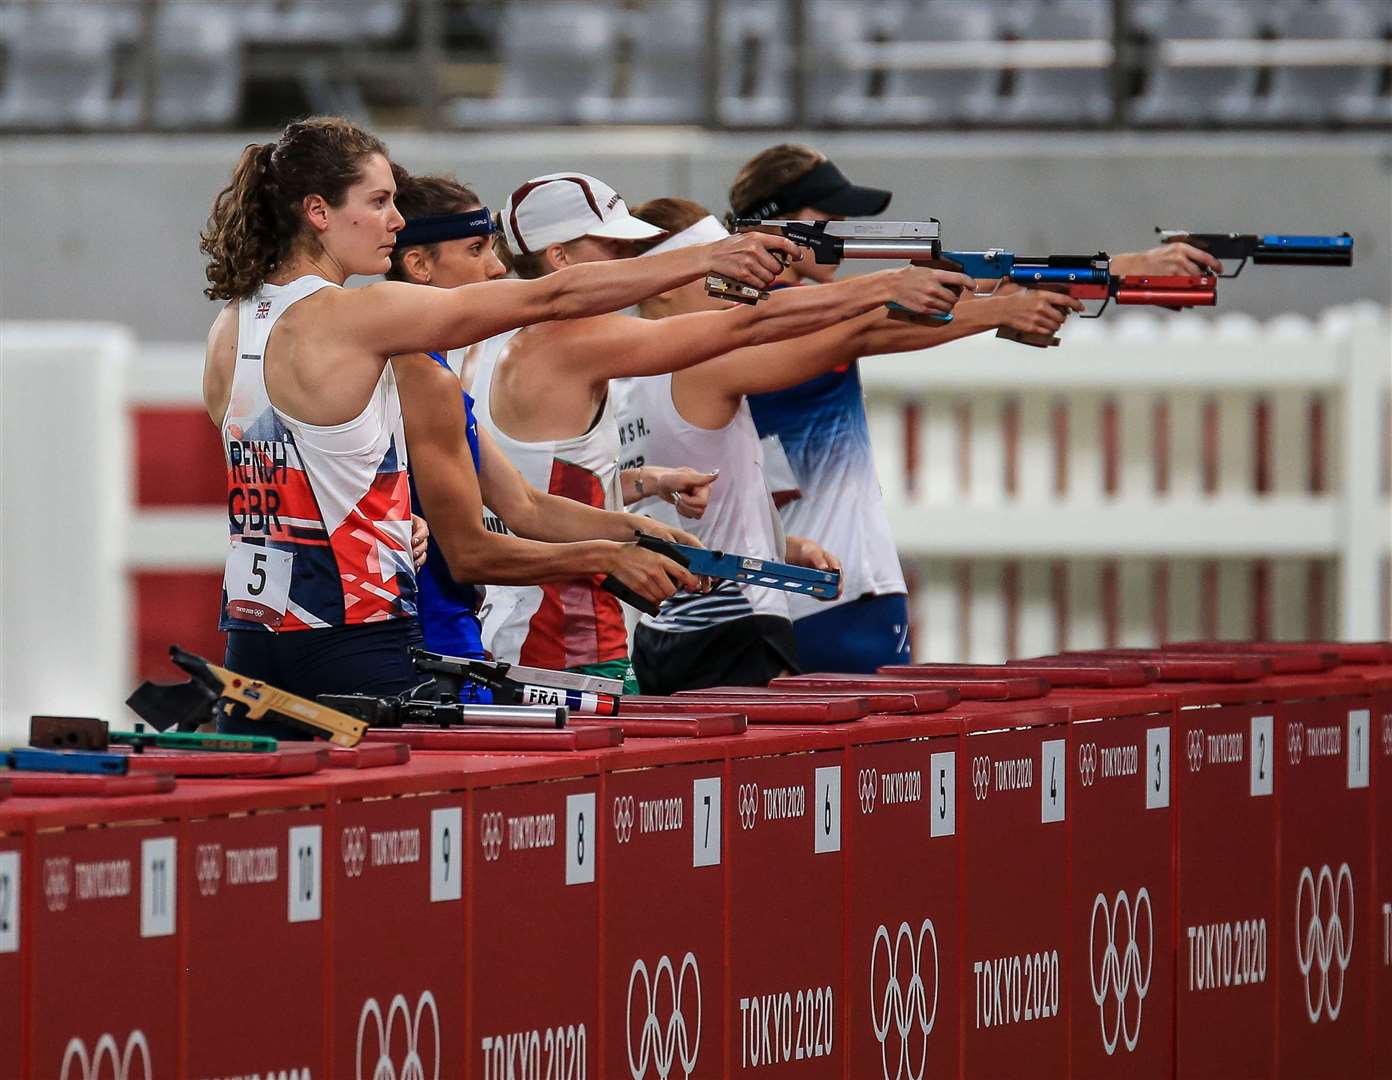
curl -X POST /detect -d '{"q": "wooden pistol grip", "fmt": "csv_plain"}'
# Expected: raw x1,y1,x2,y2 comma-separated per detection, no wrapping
996,326,1061,348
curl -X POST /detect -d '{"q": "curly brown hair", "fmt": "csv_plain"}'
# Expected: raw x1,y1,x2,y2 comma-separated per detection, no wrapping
200,116,389,301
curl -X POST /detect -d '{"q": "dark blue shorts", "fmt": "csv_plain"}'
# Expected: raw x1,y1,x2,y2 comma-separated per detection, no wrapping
792,593,911,674
222,618,420,738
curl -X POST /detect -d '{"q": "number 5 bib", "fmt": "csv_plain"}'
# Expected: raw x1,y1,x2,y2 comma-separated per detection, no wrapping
224,541,294,628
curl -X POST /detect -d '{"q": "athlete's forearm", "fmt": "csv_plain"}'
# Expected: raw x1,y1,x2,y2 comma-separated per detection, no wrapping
546,247,708,321
439,526,621,585
856,294,1004,355
503,488,642,544
740,271,899,348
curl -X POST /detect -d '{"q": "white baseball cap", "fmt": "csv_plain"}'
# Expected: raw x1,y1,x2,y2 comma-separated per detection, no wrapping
501,172,666,255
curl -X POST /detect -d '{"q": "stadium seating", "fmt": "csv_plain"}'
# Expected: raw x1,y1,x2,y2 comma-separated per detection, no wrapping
880,0,1005,125
0,0,1388,132
1001,0,1114,124
1131,0,1263,125
150,4,242,128
600,0,707,123
0,4,120,129
1263,0,1390,124
448,0,619,126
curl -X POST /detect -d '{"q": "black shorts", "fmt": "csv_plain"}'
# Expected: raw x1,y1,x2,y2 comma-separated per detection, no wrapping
632,615,801,696
222,618,420,738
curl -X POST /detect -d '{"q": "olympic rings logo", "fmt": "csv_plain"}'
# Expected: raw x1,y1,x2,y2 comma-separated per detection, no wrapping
738,784,760,830
971,757,991,801
614,796,636,844
1186,729,1204,772
627,952,701,1079
858,769,878,815
1089,888,1153,1055
1295,862,1355,1023
870,919,938,1080
1078,744,1098,787
479,812,504,862
357,991,440,1080
1287,722,1304,766
341,826,368,878
195,843,222,897
44,857,72,912
60,1031,152,1080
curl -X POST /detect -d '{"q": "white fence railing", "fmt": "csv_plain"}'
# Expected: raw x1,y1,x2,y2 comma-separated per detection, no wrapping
1,308,1388,736
861,303,1392,662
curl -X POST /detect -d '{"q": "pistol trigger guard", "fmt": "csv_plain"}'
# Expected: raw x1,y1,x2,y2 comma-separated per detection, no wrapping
1219,258,1246,279
1079,295,1110,320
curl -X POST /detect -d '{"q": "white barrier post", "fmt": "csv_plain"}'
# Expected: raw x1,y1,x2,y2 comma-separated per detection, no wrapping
0,322,132,743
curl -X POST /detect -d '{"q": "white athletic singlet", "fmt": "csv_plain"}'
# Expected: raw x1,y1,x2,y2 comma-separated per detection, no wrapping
748,284,906,619
472,329,628,667
220,275,416,631
614,374,791,632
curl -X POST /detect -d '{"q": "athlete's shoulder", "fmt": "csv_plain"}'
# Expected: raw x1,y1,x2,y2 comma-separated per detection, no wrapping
203,301,238,423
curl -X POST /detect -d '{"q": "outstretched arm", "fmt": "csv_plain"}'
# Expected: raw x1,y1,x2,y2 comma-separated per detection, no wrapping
395,355,698,603
673,268,1057,404
475,428,701,548
337,232,802,358
573,265,971,385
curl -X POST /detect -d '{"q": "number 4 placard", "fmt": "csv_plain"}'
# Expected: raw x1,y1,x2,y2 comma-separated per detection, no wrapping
1041,740,1066,823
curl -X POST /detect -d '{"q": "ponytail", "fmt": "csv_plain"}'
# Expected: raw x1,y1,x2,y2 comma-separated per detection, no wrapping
200,116,390,301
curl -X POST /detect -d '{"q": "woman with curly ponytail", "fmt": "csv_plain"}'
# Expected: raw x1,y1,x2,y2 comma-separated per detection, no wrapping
200,119,765,710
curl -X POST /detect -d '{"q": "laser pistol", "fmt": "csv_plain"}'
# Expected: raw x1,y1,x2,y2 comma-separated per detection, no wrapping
1156,229,1353,278
932,251,1217,348
717,218,955,324
318,690,568,729
126,645,366,747
409,649,620,715
601,531,841,617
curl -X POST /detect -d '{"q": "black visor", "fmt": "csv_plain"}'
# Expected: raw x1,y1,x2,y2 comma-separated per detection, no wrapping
740,159,893,220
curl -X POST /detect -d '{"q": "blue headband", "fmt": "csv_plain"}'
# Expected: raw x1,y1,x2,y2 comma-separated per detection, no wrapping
397,207,496,247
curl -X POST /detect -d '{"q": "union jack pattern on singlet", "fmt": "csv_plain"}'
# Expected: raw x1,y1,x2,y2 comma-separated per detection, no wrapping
220,275,417,632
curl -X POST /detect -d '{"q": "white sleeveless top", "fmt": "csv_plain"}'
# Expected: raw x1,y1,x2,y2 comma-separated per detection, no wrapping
471,329,629,667
220,275,416,632
613,373,791,633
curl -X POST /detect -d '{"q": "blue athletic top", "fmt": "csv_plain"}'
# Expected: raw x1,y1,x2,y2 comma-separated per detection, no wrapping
409,352,488,668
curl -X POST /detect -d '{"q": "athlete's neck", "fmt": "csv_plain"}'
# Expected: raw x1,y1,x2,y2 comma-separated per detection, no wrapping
266,247,349,288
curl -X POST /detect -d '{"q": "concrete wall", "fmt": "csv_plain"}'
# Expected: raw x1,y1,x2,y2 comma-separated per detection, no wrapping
2,130,1389,341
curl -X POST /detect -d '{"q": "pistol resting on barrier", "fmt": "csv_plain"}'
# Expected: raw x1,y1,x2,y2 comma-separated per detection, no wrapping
318,689,568,730
712,218,954,324
126,644,366,747
29,714,277,754
410,649,620,715
1156,229,1353,278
